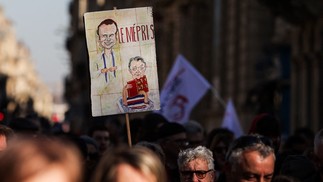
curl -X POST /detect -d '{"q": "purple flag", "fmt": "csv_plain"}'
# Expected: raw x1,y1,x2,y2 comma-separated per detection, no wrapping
221,98,244,138
158,55,211,124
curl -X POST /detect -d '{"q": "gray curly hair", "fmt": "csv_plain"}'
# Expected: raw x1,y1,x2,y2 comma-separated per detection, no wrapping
177,146,214,170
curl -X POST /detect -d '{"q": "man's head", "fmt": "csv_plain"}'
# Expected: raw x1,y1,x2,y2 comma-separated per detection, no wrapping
88,125,118,155
178,146,215,182
128,56,146,79
97,19,118,50
225,134,275,182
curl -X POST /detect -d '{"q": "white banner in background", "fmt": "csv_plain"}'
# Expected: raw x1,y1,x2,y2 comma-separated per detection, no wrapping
158,55,211,124
221,98,244,138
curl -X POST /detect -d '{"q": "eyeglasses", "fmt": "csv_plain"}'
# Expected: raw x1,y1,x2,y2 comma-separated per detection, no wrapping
225,134,274,160
130,65,146,72
180,169,213,179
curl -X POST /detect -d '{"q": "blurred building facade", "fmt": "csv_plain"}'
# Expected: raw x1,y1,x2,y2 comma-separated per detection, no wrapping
65,0,323,134
0,8,54,122
258,0,323,133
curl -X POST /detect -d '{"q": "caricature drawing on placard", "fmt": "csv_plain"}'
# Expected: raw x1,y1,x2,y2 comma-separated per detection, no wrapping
95,19,119,85
90,18,122,96
119,56,154,112
84,7,160,116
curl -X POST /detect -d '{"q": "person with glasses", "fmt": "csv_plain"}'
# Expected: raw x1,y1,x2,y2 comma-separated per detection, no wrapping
178,145,216,182
122,56,149,109
224,134,276,182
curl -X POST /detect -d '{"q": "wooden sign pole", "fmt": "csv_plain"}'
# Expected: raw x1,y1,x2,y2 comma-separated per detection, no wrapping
125,113,132,147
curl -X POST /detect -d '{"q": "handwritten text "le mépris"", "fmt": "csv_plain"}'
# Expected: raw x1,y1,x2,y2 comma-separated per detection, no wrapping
118,24,154,43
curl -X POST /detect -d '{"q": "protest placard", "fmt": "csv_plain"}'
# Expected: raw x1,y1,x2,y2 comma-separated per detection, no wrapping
84,7,160,116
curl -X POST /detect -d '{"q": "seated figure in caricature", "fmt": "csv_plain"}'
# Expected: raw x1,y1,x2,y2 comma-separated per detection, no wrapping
122,56,152,110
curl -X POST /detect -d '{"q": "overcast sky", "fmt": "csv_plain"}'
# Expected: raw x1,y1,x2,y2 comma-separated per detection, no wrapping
0,0,70,87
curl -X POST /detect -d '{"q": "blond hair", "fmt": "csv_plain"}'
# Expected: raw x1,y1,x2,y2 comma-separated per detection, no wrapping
0,135,83,182
92,146,166,182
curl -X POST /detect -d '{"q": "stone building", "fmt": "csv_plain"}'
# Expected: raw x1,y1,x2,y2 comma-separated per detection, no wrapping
213,0,323,133
0,7,53,121
258,0,323,132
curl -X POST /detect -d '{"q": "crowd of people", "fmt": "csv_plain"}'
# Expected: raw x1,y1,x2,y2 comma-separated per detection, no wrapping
0,112,322,182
